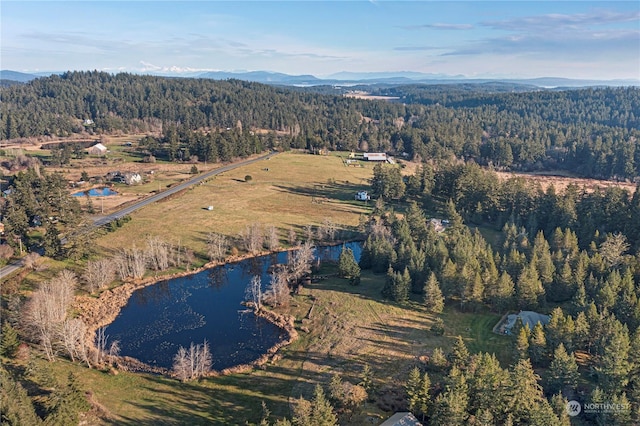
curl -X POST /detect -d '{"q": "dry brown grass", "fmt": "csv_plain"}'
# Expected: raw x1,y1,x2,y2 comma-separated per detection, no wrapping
496,170,637,194
93,152,375,255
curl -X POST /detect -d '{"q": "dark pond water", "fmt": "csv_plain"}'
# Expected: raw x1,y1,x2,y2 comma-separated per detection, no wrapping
103,242,362,371
73,187,118,197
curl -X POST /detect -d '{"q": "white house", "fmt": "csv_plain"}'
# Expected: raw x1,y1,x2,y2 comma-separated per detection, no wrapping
363,152,388,162
123,172,142,185
355,191,370,201
88,143,107,156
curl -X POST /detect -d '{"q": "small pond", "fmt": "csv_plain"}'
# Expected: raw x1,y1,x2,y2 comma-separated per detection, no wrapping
103,242,362,371
73,187,118,197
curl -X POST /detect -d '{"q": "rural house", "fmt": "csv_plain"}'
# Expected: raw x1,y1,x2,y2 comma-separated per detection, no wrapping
123,172,142,185
106,171,142,185
88,142,107,156
380,412,422,426
363,152,388,162
355,190,371,201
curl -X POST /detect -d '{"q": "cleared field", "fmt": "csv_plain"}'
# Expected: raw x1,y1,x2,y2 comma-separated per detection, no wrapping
93,152,375,256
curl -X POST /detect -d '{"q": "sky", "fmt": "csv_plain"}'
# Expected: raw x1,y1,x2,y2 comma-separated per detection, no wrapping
1,1,639,80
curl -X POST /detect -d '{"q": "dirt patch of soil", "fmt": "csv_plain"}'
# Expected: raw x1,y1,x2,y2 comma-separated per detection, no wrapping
495,171,638,194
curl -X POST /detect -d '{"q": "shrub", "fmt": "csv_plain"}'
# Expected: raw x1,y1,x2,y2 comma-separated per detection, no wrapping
245,175,253,182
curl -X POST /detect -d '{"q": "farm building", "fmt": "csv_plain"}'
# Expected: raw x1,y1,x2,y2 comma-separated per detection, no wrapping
88,142,107,156
363,152,388,162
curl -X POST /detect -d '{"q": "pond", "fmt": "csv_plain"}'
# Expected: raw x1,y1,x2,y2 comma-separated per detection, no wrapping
103,242,362,372
73,187,118,197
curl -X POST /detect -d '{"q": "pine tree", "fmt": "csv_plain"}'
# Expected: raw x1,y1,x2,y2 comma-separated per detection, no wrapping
516,261,544,310
450,336,470,371
311,384,338,426
594,319,631,394
508,359,546,424
432,366,469,426
493,271,515,312
0,322,20,358
293,385,337,426
462,272,484,312
515,326,530,361
383,267,410,303
428,347,448,371
423,272,444,314
532,231,555,286
406,366,422,414
546,343,579,396
466,352,510,419
359,364,374,396
0,367,42,425
338,247,360,285
529,322,548,367
549,393,571,426
43,221,63,259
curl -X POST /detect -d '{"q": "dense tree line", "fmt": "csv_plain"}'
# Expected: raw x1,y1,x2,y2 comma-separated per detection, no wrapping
2,72,639,179
404,162,640,251
361,164,640,423
1,166,82,256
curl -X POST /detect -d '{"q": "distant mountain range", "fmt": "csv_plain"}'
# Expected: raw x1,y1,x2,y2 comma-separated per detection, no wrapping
1,69,638,88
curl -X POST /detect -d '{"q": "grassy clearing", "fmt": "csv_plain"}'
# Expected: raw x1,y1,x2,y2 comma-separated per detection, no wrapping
93,152,374,255
14,267,511,425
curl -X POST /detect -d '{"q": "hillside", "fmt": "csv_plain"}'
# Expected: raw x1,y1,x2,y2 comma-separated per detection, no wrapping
1,71,639,179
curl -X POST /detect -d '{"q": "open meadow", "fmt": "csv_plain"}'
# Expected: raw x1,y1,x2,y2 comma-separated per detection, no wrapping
31,266,510,425
92,151,375,257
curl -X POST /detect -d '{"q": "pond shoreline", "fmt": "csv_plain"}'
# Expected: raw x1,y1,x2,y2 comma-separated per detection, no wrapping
74,241,357,376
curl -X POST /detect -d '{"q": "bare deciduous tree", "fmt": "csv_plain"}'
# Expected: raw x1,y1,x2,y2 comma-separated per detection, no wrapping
21,270,77,361
207,233,228,262
60,318,91,366
288,241,315,284
265,225,280,251
83,258,116,293
319,218,337,242
146,236,170,271
263,268,291,307
245,275,263,311
206,233,229,262
369,217,395,243
0,244,14,259
172,340,212,381
93,326,119,366
242,223,264,253
288,228,298,247
304,224,316,243
599,232,630,268
23,252,43,271
114,247,147,280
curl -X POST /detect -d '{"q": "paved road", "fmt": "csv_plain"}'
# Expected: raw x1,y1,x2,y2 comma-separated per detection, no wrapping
0,152,278,280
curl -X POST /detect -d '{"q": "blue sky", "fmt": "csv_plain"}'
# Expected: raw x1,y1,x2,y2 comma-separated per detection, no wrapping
2,1,639,79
